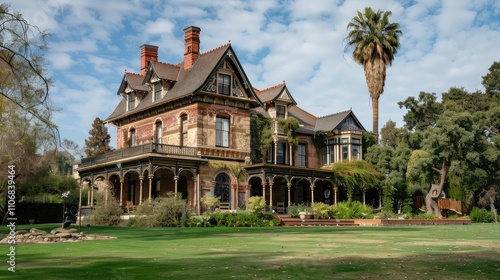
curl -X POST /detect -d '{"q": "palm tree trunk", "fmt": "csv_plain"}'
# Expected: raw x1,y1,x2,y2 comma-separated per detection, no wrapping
372,95,379,137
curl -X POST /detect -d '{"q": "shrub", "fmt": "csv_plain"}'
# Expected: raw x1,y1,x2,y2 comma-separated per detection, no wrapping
470,207,495,223
313,202,333,219
188,215,212,227
89,191,122,226
332,201,372,219
131,192,192,227
200,195,220,213
246,196,267,214
289,203,312,218
203,212,281,227
377,210,397,219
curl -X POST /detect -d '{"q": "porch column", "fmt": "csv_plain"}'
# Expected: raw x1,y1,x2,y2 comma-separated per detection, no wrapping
262,181,266,204
287,182,292,207
289,144,293,166
195,173,200,215
274,141,278,164
87,182,92,206
148,175,153,201
230,184,238,209
269,181,273,208
333,186,338,205
245,185,250,206
119,180,124,206
90,184,94,207
379,189,382,209
139,176,144,205
310,184,315,206
174,175,179,197
234,183,239,210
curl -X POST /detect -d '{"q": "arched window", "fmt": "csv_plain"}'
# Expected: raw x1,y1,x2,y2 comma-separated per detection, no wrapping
214,173,230,203
155,121,162,144
130,128,136,147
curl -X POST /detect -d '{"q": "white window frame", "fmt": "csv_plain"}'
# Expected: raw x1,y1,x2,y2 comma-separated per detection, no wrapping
216,116,230,147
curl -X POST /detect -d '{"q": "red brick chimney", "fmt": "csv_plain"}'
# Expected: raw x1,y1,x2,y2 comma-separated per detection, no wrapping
183,26,201,70
140,44,158,75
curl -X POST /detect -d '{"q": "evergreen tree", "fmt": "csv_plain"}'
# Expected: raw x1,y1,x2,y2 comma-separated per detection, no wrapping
84,117,111,157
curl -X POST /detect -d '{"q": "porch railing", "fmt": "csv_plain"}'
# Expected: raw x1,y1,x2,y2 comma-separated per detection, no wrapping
80,143,199,166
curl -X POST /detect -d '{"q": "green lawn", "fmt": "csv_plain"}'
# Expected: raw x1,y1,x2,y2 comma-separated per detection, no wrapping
1,224,499,279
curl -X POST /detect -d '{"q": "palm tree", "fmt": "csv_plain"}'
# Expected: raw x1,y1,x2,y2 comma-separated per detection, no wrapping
345,7,402,136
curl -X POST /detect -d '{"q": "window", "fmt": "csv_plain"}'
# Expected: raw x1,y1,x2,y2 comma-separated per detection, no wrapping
276,105,286,119
155,122,162,144
127,93,136,111
340,137,348,160
298,143,307,167
216,117,229,147
322,139,337,165
352,138,361,160
267,145,273,163
322,146,328,165
277,142,286,164
214,173,230,203
154,82,162,101
130,129,136,147
218,74,231,95
180,114,188,146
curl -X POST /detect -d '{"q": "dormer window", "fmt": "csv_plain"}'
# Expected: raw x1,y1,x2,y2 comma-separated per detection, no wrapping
276,105,286,119
127,92,136,111
218,73,231,96
153,82,162,101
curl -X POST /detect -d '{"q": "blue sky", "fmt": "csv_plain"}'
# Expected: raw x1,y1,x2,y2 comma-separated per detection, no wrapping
5,0,500,154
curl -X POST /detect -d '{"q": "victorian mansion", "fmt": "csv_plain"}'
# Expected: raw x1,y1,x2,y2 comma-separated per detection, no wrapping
77,26,378,214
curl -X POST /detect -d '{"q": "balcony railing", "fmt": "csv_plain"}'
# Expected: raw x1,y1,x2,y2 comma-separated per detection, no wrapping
79,143,199,166
271,120,286,135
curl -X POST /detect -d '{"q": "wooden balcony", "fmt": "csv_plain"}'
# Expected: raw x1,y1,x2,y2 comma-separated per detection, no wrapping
79,143,199,167
271,120,286,135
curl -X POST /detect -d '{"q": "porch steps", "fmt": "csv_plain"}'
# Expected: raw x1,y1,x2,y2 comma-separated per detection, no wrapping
280,217,359,227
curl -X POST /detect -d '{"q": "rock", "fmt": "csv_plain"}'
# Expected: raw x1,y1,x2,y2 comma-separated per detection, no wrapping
56,232,72,238
16,230,28,235
30,228,47,235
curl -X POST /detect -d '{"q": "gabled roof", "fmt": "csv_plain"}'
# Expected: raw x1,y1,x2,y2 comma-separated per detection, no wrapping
315,109,366,133
287,106,317,134
143,61,180,83
117,72,148,95
255,83,297,105
106,43,261,123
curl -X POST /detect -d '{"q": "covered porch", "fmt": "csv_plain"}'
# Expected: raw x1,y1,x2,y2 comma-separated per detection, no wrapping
77,143,207,214
245,164,381,213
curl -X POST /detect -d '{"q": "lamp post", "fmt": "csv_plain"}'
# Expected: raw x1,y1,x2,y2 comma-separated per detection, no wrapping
61,191,70,228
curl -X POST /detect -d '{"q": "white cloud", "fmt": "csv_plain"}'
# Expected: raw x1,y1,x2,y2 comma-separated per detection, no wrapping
4,0,499,146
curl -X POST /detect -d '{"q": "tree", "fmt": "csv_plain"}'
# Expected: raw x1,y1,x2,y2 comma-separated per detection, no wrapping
84,117,111,157
0,4,55,140
380,120,404,148
398,92,443,131
345,7,402,136
482,61,500,96
0,5,57,224
250,114,273,163
331,160,384,202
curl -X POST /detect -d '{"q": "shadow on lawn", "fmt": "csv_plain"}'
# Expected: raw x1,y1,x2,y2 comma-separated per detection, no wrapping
8,249,500,280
